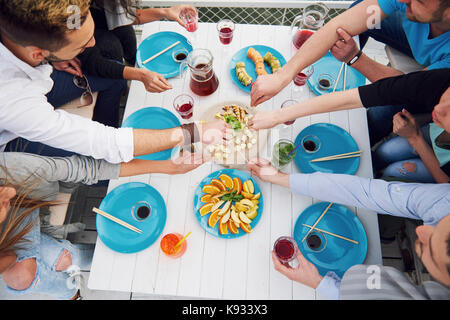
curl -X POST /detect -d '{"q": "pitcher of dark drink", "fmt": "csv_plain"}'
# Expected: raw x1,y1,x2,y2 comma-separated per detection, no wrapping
180,48,219,96
290,3,329,49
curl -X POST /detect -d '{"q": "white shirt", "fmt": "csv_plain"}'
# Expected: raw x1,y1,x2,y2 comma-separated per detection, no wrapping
0,40,134,164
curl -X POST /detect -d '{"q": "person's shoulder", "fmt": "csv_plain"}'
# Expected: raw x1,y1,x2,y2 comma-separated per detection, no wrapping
377,0,406,15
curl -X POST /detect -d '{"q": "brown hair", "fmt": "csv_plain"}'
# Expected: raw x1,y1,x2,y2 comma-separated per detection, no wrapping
0,0,91,51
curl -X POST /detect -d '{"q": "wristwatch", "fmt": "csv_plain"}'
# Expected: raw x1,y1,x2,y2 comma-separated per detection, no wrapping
347,50,362,66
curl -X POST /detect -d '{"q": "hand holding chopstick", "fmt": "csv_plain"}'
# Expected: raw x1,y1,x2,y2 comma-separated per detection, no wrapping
93,207,142,234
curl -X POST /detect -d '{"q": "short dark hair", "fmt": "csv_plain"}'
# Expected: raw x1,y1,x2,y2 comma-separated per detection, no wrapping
0,0,91,51
439,0,450,11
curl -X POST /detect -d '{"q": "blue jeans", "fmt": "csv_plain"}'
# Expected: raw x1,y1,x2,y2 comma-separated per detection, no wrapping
5,70,127,157
1,209,92,299
350,0,414,145
373,125,435,183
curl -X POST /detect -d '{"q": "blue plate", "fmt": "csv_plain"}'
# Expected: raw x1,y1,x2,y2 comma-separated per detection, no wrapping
193,169,264,239
229,45,286,93
293,202,368,277
307,52,366,96
294,123,360,175
97,182,167,254
122,107,180,161
136,31,193,78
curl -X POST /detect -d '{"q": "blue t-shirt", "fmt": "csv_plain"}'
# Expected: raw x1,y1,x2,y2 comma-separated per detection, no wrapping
378,0,450,70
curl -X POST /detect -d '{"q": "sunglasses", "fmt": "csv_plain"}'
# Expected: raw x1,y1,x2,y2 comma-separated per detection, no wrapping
73,75,94,107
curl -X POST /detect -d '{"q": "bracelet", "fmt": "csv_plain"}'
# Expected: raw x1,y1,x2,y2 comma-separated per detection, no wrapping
347,50,362,66
180,122,200,145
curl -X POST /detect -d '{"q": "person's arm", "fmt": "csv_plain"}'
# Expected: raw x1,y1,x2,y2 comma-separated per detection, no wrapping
330,28,404,82
249,88,362,130
250,0,387,106
393,109,450,183
0,251,17,275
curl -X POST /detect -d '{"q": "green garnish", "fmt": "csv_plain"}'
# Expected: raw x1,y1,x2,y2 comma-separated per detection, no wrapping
223,115,242,132
221,191,244,202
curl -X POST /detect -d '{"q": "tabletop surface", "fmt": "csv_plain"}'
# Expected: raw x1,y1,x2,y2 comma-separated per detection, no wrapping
88,21,382,299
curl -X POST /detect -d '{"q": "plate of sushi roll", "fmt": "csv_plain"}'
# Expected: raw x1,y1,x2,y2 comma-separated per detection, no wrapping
229,45,286,93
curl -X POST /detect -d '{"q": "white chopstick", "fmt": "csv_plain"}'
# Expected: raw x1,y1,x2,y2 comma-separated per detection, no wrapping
343,63,348,91
302,223,359,244
93,207,142,234
143,41,181,65
332,62,345,93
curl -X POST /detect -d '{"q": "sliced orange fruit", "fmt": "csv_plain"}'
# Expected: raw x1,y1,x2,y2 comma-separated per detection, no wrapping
202,184,221,195
211,178,227,191
199,202,214,216
241,222,252,233
232,177,242,194
219,174,234,190
219,218,229,235
227,219,239,234
208,209,221,228
200,194,213,203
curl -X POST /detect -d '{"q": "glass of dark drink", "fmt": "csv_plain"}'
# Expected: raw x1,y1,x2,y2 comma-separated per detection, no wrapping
317,73,335,92
293,65,314,97
306,231,327,253
273,236,299,268
301,134,321,153
280,99,298,127
172,48,189,63
173,94,194,120
132,201,152,221
217,19,235,47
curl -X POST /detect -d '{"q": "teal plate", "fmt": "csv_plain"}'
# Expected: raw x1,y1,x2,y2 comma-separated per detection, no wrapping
293,202,368,277
122,107,180,161
307,52,366,96
294,123,360,175
97,182,167,254
193,169,263,238
136,31,193,78
229,45,286,93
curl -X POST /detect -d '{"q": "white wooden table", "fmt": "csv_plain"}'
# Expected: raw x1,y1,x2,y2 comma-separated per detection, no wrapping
88,21,382,299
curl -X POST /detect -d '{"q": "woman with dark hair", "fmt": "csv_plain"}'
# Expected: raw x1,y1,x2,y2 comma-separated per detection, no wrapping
0,151,207,299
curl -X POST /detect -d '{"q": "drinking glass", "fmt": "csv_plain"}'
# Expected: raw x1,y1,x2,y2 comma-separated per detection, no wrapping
273,236,299,268
160,233,187,258
301,134,321,153
173,94,194,120
217,19,235,54
272,139,297,170
180,8,199,46
305,231,327,253
317,73,335,92
293,65,314,98
280,99,298,127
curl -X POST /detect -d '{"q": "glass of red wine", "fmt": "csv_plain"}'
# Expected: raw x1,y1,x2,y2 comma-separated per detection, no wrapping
180,8,199,46
280,99,298,128
293,65,314,98
173,94,194,120
217,19,235,53
273,236,299,268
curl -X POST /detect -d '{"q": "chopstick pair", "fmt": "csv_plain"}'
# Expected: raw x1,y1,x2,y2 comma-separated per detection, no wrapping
332,62,348,93
93,207,142,234
143,41,181,65
302,202,333,242
309,150,362,163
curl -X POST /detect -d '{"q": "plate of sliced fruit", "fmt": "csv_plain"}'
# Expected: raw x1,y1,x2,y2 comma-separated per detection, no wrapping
193,169,263,238
229,45,286,93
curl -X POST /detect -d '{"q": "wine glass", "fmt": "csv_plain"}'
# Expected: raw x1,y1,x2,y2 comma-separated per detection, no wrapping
217,19,235,55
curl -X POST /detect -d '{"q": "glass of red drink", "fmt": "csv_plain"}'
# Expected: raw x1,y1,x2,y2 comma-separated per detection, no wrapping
293,65,314,97
173,94,194,120
280,99,298,127
217,19,235,46
273,236,299,268
179,8,199,44
160,233,187,258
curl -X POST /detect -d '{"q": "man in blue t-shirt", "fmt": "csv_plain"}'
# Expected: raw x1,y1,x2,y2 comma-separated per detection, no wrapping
250,0,450,144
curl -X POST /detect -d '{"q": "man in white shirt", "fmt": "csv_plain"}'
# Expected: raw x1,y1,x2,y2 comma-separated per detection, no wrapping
0,0,229,164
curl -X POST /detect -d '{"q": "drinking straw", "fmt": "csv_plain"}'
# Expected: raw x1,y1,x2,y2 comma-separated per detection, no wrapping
174,231,192,249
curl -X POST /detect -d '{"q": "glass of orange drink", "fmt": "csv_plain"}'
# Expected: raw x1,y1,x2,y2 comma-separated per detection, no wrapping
160,233,187,258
